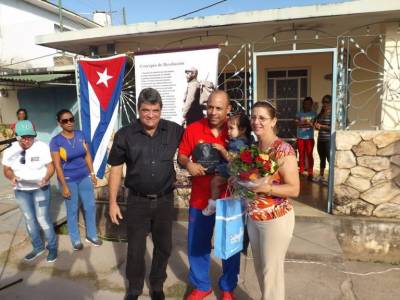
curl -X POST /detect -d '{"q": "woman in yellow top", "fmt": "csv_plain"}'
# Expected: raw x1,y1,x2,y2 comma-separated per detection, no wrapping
247,101,300,300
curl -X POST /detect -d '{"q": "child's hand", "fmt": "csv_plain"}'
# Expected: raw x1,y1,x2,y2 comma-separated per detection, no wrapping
212,143,225,152
228,176,238,187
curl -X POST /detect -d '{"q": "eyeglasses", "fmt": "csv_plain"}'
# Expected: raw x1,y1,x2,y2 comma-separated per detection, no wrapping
250,116,272,123
60,117,75,124
20,150,26,164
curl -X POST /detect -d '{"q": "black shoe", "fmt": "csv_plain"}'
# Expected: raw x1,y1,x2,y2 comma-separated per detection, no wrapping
73,242,84,251
124,294,139,300
24,248,45,261
151,290,165,300
85,237,103,246
47,248,58,263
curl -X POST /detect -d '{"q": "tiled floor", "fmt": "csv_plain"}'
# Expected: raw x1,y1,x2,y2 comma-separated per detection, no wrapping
297,174,329,212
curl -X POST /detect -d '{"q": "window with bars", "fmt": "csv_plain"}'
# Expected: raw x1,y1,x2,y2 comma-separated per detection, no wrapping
218,71,249,112
266,69,309,140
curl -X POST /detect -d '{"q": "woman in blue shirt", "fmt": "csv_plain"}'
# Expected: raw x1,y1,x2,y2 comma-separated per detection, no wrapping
50,109,102,250
295,97,317,180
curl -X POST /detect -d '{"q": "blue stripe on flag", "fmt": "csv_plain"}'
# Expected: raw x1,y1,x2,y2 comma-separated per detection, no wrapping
79,65,91,143
97,154,108,179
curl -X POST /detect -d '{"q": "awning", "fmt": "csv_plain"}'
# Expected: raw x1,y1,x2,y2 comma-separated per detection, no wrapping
0,73,73,84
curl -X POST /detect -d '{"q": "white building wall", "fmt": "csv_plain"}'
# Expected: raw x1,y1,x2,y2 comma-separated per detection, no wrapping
0,0,95,125
0,0,90,69
0,90,19,124
381,23,400,129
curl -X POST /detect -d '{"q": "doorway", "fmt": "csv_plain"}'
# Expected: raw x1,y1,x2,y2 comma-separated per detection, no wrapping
266,69,309,143
253,48,338,213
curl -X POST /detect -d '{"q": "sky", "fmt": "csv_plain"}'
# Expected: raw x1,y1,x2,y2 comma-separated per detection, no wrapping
49,0,351,25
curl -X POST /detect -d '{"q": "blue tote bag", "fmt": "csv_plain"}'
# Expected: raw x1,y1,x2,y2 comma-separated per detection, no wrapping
214,197,245,260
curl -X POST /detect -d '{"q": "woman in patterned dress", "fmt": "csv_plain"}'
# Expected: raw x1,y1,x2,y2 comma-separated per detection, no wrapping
246,101,300,300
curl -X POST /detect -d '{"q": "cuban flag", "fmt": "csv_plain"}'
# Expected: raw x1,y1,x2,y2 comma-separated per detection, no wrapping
78,54,126,178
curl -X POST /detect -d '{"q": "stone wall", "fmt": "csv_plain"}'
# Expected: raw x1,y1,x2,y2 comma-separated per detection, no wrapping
334,130,400,218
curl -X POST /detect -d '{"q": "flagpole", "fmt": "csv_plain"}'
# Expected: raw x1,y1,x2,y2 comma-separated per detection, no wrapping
74,55,82,130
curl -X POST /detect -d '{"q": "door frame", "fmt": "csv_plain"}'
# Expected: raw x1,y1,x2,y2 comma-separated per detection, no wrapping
252,48,338,214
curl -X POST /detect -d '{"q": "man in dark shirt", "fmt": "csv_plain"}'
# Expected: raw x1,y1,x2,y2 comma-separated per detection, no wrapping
108,88,183,300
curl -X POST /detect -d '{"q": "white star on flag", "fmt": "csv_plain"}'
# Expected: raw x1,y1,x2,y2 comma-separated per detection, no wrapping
96,68,113,87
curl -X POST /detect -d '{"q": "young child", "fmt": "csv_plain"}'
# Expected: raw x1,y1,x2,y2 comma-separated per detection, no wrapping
202,112,252,216
295,96,317,180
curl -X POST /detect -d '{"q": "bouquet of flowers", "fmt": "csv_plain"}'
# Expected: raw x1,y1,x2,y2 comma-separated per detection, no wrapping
229,144,279,199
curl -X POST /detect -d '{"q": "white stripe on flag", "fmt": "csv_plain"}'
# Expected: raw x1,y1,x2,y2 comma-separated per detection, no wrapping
92,102,119,174
88,83,100,140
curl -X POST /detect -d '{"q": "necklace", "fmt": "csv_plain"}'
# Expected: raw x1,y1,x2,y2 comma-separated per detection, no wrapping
63,134,76,149
66,137,76,148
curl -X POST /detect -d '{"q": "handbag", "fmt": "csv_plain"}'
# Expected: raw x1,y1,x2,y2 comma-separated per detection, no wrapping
214,197,245,260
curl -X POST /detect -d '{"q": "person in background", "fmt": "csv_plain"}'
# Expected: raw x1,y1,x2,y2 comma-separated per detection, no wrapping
10,108,29,133
295,97,317,180
50,109,102,251
314,95,332,183
178,90,239,300
245,101,299,300
108,88,183,300
2,120,58,262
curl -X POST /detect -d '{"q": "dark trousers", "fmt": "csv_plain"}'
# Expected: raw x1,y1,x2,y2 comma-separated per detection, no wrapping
317,139,330,171
126,192,174,295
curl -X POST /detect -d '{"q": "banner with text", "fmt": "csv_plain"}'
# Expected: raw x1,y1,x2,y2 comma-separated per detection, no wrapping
135,48,220,125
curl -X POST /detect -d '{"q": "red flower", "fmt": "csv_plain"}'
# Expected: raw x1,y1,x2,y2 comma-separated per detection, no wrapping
239,172,251,180
255,155,265,164
263,161,272,172
240,150,253,163
239,168,259,181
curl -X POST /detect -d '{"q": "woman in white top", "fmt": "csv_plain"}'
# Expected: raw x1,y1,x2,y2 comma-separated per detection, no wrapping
2,120,58,262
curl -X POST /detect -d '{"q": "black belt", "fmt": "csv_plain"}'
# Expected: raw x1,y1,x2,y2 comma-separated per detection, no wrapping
130,188,174,199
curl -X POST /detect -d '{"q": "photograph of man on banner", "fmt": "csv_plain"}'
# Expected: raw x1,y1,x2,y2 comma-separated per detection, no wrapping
183,67,215,126
135,47,220,126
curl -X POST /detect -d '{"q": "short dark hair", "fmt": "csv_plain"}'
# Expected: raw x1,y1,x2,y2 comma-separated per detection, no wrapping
303,96,313,103
303,96,313,110
16,108,28,120
56,109,73,121
229,112,252,141
137,88,163,110
322,94,332,103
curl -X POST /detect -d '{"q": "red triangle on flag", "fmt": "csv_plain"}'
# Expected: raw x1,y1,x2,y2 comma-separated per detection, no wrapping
80,56,126,111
